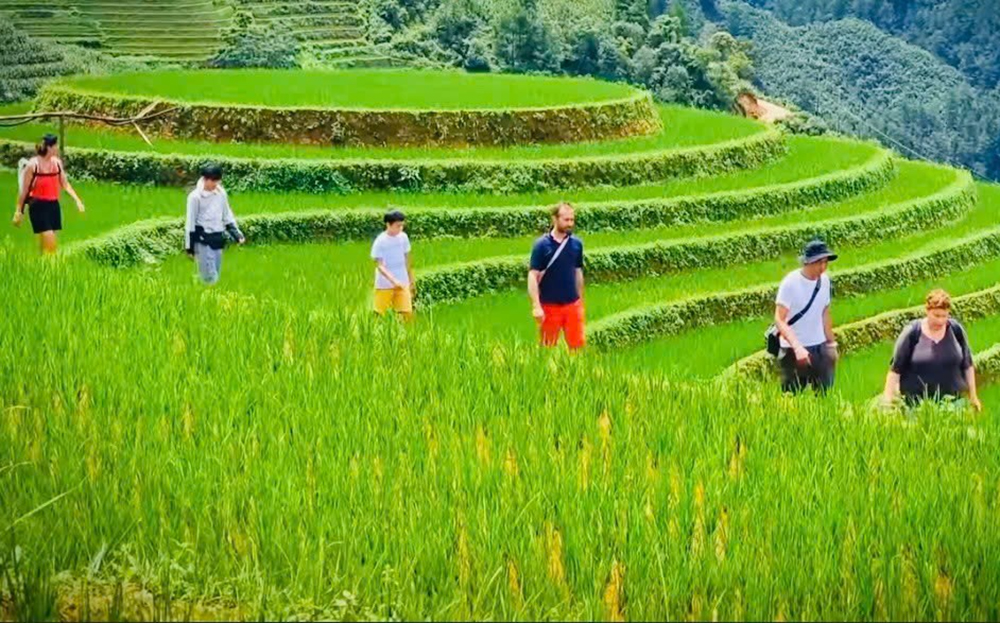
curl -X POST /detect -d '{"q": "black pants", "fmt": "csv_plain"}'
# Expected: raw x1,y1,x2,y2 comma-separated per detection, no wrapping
779,344,836,394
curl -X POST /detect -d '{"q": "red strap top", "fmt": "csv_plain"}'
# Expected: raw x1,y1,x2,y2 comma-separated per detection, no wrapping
28,159,61,201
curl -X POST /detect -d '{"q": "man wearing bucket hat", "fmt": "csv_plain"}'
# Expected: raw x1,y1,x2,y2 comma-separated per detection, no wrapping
773,239,839,393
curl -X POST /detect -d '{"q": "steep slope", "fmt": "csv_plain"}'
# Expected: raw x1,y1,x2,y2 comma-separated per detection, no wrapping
737,0,1000,89
722,0,1000,181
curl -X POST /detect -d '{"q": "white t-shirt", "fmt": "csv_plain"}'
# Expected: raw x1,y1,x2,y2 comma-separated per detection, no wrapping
371,231,411,289
775,269,831,348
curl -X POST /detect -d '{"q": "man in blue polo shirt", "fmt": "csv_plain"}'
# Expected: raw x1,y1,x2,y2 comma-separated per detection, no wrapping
527,202,585,349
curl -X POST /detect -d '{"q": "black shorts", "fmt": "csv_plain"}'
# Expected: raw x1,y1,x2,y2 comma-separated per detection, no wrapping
28,199,62,234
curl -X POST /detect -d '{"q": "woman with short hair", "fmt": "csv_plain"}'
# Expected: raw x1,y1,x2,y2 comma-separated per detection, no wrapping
12,133,85,254
882,289,982,410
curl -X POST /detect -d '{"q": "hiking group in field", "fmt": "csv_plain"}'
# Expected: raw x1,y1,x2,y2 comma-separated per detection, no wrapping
11,147,983,411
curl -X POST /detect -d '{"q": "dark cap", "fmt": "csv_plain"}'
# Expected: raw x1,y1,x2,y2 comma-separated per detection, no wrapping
799,239,838,265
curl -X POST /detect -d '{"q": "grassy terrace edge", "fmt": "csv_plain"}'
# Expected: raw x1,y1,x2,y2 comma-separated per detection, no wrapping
66,153,895,267
725,284,1000,381
415,171,975,306
36,83,661,147
0,129,786,194
587,201,999,351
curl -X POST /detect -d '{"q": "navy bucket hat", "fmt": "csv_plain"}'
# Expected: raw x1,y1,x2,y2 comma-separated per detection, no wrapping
799,239,838,265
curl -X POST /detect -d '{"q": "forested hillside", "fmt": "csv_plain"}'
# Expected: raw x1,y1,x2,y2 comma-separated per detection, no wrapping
738,0,1000,90
723,1,1000,181
372,0,753,110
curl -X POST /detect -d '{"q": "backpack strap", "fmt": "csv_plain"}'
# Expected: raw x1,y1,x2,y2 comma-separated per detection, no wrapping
907,318,923,349
949,318,968,353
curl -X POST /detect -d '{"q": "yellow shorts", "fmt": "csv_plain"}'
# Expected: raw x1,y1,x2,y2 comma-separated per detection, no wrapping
373,288,413,314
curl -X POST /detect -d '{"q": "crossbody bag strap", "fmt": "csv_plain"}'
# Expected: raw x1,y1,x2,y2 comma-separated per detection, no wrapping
787,276,823,327
537,233,571,284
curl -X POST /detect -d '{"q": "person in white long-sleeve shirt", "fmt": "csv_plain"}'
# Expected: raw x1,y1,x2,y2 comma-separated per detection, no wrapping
184,164,245,285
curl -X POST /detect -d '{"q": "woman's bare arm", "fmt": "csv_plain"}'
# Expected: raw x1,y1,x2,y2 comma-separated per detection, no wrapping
59,160,84,210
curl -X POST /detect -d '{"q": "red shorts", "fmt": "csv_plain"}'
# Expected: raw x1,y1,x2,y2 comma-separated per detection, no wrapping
540,300,585,349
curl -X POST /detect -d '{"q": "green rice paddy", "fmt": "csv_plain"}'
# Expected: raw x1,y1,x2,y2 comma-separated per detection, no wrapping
49,69,643,109
3,68,1000,621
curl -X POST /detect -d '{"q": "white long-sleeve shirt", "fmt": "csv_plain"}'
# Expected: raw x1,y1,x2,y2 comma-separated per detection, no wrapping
184,186,240,251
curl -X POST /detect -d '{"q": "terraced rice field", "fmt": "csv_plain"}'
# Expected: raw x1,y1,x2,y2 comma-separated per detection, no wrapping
237,0,386,67
0,0,233,61
0,101,755,162
3,69,1000,620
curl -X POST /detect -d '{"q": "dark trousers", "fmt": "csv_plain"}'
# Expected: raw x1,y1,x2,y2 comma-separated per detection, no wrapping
779,344,836,394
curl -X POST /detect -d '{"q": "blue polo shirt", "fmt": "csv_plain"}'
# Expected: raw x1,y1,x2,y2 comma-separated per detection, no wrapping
530,232,584,305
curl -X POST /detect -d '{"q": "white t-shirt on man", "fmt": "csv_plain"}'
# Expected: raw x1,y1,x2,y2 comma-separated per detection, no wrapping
371,231,411,289
775,269,831,348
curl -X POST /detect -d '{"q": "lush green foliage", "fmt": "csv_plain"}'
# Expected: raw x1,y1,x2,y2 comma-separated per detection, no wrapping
724,1,1000,181
380,0,753,110
740,0,1000,90
364,0,1000,182
232,0,375,67
210,10,302,69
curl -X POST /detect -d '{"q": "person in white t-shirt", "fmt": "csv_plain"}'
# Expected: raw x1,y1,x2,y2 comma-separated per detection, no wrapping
774,239,839,393
371,210,415,320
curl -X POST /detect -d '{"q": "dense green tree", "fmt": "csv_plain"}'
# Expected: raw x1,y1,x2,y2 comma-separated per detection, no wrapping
211,11,300,69
615,0,649,28
378,0,752,111
629,15,747,108
563,29,628,81
494,0,561,73
668,0,691,35
370,0,441,30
